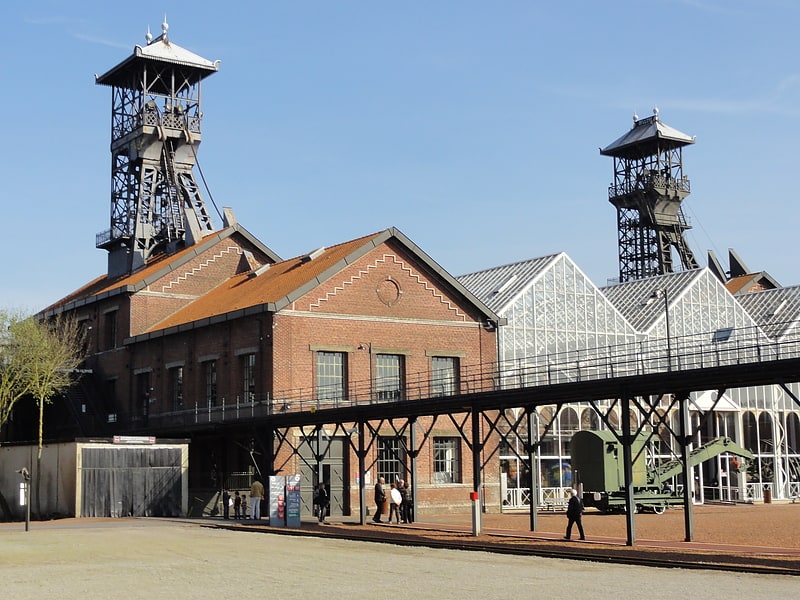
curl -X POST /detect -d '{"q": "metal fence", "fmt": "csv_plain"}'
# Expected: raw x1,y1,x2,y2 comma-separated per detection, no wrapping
142,321,800,427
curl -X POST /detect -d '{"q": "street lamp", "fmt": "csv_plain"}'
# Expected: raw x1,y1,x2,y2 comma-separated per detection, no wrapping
647,288,671,371
16,467,30,532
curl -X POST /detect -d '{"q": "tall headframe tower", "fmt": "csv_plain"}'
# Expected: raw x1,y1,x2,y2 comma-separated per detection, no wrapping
601,109,699,283
95,20,220,278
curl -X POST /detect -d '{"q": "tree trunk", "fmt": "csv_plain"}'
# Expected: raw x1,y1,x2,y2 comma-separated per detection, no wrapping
36,398,44,519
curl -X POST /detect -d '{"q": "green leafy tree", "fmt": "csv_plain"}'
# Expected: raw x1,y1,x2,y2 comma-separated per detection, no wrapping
0,311,85,518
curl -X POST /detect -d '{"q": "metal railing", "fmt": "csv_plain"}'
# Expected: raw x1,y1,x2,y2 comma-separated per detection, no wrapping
503,486,568,510
142,322,800,427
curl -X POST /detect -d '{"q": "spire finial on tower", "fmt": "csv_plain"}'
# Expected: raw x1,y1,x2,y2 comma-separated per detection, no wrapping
145,25,152,44
162,15,169,41
653,106,659,119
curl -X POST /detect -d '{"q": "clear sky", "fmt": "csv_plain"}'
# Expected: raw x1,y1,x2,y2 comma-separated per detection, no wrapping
1,1,798,312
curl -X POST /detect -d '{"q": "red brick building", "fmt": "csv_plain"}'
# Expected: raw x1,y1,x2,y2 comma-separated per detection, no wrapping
39,211,502,517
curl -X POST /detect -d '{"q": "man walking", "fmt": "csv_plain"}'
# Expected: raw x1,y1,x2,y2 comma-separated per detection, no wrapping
564,488,585,540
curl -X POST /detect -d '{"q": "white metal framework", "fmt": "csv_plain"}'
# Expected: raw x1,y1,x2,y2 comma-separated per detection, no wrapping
458,257,800,508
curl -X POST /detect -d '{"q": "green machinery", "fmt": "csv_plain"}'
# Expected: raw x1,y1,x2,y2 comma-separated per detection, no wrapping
570,430,753,514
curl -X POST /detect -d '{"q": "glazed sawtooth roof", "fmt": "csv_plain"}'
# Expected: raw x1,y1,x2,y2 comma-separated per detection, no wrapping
601,270,702,333
456,254,562,314
736,285,800,340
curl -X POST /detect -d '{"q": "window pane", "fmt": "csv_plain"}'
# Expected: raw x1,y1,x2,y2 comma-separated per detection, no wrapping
431,356,459,397
378,437,405,484
242,353,255,402
375,354,404,401
204,360,217,406
433,437,461,483
169,366,183,410
316,351,346,404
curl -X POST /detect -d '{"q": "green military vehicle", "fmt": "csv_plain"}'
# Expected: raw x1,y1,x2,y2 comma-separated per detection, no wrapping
570,430,753,514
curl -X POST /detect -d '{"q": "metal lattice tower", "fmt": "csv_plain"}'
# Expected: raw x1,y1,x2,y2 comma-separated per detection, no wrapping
601,109,699,283
95,19,220,278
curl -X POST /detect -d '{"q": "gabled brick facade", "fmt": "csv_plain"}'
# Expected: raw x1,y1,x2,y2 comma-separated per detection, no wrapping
38,225,503,517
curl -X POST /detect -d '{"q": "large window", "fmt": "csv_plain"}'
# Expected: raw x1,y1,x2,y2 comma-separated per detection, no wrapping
104,310,117,350
241,353,256,402
375,354,404,401
431,356,459,397
377,437,405,484
316,351,346,405
433,437,461,483
168,366,184,410
203,360,217,407
134,371,151,418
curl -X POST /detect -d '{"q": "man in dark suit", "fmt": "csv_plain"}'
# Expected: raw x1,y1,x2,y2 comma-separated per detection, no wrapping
564,488,585,540
372,477,386,522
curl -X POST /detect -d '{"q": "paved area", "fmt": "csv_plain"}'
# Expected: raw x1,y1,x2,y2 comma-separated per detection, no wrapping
210,503,800,575
1,515,798,599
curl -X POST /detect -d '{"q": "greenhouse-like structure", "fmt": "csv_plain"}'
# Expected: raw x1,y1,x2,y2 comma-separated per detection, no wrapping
458,256,800,509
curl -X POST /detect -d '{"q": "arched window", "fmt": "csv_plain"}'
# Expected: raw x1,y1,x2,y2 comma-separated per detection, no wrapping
758,412,774,454
785,413,800,454
743,412,758,453
560,407,579,455
581,406,600,431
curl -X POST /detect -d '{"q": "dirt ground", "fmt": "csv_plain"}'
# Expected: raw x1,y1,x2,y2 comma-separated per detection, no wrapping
477,501,800,547
1,508,798,600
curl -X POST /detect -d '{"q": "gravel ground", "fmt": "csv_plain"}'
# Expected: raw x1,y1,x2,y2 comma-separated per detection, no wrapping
1,505,798,600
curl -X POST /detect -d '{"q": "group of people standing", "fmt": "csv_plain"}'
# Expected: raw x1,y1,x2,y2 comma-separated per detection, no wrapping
221,489,250,520
372,476,414,524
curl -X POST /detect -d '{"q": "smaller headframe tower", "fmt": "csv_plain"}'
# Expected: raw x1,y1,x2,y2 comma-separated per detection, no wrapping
95,19,220,278
601,108,699,283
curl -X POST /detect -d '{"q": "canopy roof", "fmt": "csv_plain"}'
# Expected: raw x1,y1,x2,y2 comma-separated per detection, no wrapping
601,110,695,160
96,24,219,91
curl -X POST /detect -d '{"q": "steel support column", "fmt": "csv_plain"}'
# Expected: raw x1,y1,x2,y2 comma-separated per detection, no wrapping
409,417,419,521
678,392,695,541
621,396,636,546
471,407,483,532
527,408,539,531
358,420,366,525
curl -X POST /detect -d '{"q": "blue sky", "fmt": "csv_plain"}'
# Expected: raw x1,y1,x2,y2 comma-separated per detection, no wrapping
2,1,798,312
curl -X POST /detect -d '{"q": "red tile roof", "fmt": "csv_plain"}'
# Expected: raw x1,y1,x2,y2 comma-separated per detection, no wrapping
147,231,383,331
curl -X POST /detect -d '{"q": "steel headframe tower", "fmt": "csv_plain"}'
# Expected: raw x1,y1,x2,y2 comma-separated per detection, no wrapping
601,108,699,283
95,19,220,278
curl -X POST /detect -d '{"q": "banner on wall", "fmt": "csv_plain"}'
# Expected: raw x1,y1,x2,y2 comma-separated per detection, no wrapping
268,476,286,527
285,474,302,528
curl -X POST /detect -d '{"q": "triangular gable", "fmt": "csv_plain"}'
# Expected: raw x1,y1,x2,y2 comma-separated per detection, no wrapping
691,389,740,412
737,285,800,341
138,227,503,337
40,224,281,319
603,268,762,341
602,270,701,334
457,254,561,315
459,252,639,358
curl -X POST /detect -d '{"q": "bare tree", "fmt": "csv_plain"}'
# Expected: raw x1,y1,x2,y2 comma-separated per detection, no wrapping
0,310,33,433
1,311,85,518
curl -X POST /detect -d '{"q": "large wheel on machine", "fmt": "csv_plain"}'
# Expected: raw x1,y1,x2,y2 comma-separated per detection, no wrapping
623,502,638,514
651,504,666,515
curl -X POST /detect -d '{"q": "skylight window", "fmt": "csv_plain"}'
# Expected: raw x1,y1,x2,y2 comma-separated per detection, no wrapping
492,275,517,296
